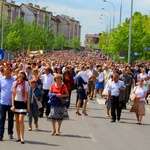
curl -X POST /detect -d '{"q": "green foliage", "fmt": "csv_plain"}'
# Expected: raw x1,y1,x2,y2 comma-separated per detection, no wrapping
99,11,150,61
69,37,81,50
54,34,67,50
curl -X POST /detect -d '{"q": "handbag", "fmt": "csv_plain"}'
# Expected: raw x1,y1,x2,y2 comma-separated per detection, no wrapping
77,86,84,92
36,100,43,109
60,97,70,106
32,90,43,109
130,93,136,101
130,87,137,101
60,84,70,106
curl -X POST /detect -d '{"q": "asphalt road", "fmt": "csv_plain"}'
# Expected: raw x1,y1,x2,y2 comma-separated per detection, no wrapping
1,91,150,150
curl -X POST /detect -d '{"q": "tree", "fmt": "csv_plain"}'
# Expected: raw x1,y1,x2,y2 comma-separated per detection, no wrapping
69,37,81,50
54,34,67,50
99,12,150,61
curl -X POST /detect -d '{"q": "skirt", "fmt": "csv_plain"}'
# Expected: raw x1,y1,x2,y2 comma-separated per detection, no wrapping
48,105,69,121
78,89,87,100
95,81,104,89
14,101,27,115
130,101,145,115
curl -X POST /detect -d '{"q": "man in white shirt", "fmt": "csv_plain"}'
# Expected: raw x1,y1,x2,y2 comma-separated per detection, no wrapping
107,73,125,122
38,67,54,117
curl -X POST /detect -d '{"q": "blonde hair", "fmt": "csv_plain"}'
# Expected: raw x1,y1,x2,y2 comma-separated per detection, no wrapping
32,68,38,76
54,74,62,81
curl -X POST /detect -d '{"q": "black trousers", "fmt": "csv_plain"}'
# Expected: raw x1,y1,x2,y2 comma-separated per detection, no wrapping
39,89,50,117
110,96,121,121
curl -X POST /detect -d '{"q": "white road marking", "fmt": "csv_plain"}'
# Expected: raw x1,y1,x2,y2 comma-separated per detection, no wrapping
96,97,106,105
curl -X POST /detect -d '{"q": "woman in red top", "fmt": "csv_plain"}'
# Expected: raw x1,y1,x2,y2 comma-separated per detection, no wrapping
49,74,69,135
63,70,74,108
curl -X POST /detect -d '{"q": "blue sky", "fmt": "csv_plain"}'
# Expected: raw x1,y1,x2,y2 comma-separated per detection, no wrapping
11,0,150,45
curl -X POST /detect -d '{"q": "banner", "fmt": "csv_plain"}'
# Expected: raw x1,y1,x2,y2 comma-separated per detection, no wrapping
27,49,44,56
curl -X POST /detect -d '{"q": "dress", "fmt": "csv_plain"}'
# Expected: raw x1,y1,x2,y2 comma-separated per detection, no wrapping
48,84,68,121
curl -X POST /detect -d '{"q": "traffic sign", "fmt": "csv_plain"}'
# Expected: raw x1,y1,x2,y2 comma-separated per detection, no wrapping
4,50,14,61
144,47,150,50
0,49,5,60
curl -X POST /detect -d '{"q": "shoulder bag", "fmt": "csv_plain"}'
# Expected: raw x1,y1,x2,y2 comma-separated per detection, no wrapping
60,84,70,106
32,90,43,109
130,87,137,101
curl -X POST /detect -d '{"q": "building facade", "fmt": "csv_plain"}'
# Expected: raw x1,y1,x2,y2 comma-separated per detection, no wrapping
84,33,101,50
0,0,81,43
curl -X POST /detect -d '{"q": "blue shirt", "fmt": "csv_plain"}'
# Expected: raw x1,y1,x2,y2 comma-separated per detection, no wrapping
0,76,15,106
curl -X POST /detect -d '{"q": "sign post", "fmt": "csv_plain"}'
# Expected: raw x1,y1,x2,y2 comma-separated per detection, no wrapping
0,49,5,61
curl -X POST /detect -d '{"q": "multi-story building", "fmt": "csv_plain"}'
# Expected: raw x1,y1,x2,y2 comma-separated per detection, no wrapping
84,33,101,50
0,0,81,43
20,3,52,29
0,0,23,23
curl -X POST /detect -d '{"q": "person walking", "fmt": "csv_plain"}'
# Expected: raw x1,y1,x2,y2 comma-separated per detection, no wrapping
130,79,147,124
48,74,69,135
28,79,42,131
107,73,125,122
11,71,30,144
120,68,132,109
38,67,54,117
87,64,98,100
0,67,15,141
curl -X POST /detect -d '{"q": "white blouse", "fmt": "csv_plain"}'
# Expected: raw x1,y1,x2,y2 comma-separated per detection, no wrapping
134,86,147,102
11,81,30,102
97,72,104,82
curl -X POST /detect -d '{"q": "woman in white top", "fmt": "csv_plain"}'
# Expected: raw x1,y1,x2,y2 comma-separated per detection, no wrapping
94,68,104,98
138,68,147,80
11,71,30,144
130,79,147,125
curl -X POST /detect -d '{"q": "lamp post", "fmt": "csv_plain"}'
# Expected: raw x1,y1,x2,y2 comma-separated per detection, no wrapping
102,8,111,31
100,14,110,32
120,0,123,25
128,0,133,64
100,18,109,33
103,0,115,29
100,21,108,34
1,0,5,50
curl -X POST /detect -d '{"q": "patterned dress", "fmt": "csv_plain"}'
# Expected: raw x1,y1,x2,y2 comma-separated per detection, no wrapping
48,84,68,121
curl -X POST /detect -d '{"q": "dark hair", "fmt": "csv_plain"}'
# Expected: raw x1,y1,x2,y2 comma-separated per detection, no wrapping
19,71,28,81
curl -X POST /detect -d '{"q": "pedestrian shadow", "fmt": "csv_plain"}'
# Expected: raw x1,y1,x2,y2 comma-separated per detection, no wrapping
25,140,59,146
90,116,110,119
37,129,51,133
86,108,104,111
119,121,150,126
121,117,136,121
60,134,91,139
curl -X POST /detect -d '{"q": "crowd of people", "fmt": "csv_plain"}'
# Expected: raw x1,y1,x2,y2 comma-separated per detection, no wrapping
0,50,150,143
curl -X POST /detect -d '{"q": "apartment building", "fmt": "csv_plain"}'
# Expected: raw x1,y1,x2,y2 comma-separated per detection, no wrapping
0,0,23,23
0,0,81,42
84,33,101,50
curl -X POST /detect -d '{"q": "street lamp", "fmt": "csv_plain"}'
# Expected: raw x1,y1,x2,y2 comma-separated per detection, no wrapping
100,21,109,33
102,8,111,31
100,14,110,32
1,0,5,50
128,0,133,64
100,18,109,33
120,0,123,25
103,0,115,29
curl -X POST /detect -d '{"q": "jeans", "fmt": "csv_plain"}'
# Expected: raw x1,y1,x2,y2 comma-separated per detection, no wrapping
28,105,38,125
0,104,14,138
